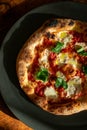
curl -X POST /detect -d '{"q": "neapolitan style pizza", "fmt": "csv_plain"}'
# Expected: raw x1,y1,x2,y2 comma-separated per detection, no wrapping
16,18,87,115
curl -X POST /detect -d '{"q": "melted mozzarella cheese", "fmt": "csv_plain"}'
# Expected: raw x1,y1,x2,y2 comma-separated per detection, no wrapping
66,76,82,97
39,49,49,68
58,53,69,64
44,87,58,98
58,31,67,39
55,52,80,69
57,31,73,48
56,71,66,80
68,58,78,68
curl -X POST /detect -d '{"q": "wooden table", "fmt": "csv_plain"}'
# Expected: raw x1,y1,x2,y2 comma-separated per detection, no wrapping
0,0,87,130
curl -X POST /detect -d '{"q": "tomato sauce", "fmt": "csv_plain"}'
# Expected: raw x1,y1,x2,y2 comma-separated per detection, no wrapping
28,72,35,82
43,37,54,47
78,55,87,64
35,81,45,97
48,52,59,75
28,52,40,82
76,69,85,81
28,31,87,99
69,30,84,43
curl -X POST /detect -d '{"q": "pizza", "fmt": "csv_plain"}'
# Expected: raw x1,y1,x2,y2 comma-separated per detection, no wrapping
16,18,87,115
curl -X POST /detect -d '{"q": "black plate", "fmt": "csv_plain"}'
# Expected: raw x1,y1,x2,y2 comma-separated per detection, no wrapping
0,1,87,130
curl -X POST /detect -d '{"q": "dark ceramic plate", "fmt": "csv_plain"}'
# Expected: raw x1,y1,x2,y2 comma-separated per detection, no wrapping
0,1,87,130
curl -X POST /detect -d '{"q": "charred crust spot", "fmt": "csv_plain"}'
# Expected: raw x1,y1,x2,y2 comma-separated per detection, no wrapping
68,20,74,26
45,32,55,39
60,22,66,28
47,19,58,27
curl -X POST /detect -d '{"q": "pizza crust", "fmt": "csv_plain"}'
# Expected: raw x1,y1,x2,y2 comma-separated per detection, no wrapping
21,89,87,115
16,18,87,115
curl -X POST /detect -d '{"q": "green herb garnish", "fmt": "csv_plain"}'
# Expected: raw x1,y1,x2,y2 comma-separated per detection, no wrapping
36,68,49,82
83,65,87,75
55,77,68,89
77,47,84,53
52,42,63,53
75,45,87,56
55,77,63,87
78,50,87,56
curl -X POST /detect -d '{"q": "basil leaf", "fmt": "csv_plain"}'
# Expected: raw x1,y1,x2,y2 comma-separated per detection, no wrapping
36,68,49,82
55,77,63,88
75,45,87,56
52,42,63,53
83,65,87,75
55,77,68,89
78,50,87,56
62,80,68,89
77,47,84,53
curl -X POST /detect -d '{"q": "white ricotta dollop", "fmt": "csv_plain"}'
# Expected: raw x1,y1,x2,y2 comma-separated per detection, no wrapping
44,87,58,98
39,49,49,68
66,76,82,97
55,52,80,69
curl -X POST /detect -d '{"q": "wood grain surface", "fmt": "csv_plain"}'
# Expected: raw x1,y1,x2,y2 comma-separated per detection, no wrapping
0,0,87,130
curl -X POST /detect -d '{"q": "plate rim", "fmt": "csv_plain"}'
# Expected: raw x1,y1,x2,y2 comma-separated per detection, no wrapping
0,1,87,130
